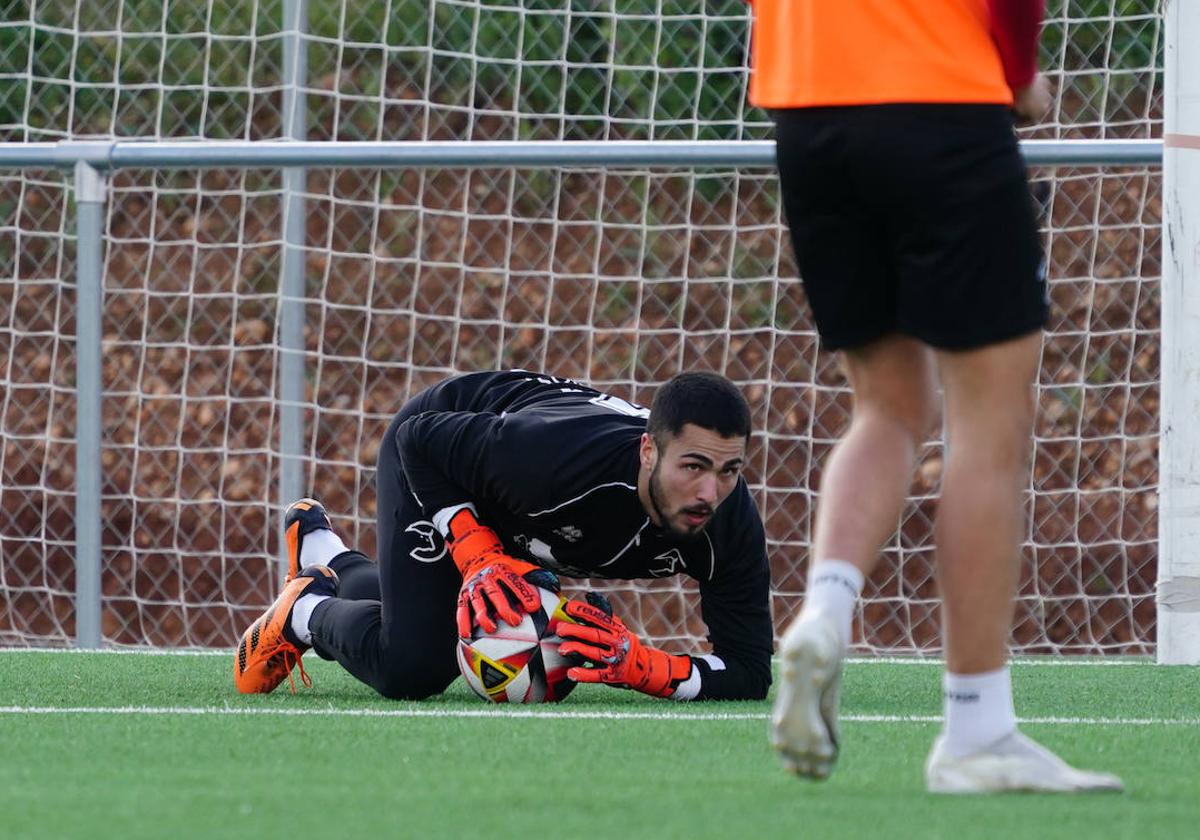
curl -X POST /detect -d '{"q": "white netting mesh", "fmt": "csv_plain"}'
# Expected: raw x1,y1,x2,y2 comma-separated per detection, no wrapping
0,0,1163,652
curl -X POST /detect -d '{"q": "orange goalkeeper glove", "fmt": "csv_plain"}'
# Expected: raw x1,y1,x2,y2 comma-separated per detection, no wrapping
557,592,692,698
447,508,553,637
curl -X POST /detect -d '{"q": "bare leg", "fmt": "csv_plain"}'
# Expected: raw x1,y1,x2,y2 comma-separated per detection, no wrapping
934,332,1040,674
772,333,937,779
924,331,1122,792
814,334,939,575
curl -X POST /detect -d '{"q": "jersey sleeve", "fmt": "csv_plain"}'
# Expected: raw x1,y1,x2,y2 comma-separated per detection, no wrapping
394,410,556,518
988,0,1045,90
689,488,774,701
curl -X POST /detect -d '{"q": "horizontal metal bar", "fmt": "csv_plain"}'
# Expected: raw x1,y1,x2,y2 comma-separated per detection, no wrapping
0,139,1165,170
106,140,778,169
0,141,112,169
105,138,1170,168
0,142,83,168
1020,139,1163,165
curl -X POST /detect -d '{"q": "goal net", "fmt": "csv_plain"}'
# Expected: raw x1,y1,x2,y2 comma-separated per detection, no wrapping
0,1,1163,653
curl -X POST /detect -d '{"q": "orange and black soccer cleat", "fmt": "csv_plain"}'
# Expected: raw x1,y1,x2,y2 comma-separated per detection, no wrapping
233,565,339,694
283,498,334,583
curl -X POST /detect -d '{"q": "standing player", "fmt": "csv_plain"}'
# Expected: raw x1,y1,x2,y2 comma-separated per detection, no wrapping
234,370,772,703
748,0,1124,791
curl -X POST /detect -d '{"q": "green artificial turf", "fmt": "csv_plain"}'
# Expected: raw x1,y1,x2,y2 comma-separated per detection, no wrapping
0,652,1196,839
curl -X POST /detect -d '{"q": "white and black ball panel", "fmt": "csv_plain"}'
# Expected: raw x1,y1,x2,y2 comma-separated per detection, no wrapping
457,584,576,703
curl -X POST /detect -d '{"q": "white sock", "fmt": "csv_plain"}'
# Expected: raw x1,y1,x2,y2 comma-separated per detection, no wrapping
299,528,348,568
289,593,330,646
801,559,865,649
941,666,1018,758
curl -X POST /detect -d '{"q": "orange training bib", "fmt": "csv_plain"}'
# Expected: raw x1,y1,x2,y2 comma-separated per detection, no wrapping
749,0,1013,108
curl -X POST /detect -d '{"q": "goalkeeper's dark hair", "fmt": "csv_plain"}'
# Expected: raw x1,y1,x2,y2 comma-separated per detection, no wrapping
647,372,752,446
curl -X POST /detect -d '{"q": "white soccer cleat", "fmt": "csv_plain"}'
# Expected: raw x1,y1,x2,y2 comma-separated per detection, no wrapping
770,611,844,780
925,730,1125,794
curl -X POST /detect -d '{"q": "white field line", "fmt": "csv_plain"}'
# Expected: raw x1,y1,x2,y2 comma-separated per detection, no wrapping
841,657,1153,667
0,705,1195,727
0,648,1155,667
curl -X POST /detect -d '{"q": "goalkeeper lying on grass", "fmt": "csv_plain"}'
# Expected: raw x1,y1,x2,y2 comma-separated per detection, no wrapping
234,369,772,701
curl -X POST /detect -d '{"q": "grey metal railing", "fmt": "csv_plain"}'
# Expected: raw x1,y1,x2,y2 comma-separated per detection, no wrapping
0,138,1165,172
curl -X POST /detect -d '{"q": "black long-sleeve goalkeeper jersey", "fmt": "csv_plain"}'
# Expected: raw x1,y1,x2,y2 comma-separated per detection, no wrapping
395,369,773,701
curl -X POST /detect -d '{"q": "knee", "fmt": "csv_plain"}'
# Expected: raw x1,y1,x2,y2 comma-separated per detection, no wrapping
903,396,941,444
856,396,939,451
945,407,1036,472
372,664,456,701
843,339,940,444
962,428,1034,475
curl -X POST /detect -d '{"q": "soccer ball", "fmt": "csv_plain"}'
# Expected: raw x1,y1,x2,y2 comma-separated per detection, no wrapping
456,585,577,704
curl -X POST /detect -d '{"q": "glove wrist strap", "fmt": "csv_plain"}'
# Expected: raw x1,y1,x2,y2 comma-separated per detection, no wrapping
446,509,505,577
632,648,693,698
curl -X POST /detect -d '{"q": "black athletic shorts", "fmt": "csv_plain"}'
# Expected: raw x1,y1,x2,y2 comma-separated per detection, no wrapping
773,104,1048,352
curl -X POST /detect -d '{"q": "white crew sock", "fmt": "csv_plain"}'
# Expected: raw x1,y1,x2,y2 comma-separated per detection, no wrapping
289,593,330,646
801,559,865,649
941,666,1018,758
299,527,348,568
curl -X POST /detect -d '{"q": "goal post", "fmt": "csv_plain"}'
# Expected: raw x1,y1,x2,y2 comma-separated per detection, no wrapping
71,158,106,649
1157,0,1200,665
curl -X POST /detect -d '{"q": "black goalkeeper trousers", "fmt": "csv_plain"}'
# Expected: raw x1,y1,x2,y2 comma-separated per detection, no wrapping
307,395,462,700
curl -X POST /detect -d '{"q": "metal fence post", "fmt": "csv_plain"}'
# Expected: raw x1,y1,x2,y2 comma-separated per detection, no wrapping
73,160,107,648
279,0,309,577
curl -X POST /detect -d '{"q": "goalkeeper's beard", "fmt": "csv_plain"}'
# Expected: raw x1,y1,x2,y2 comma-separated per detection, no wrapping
648,461,712,541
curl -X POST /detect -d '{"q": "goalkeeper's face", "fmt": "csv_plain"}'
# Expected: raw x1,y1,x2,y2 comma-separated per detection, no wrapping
641,424,746,540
